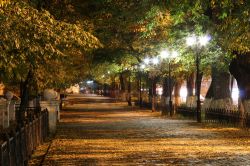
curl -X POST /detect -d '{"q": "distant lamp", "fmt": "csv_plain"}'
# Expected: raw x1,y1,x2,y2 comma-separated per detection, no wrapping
86,80,93,84
140,64,145,69
198,35,211,46
186,35,196,46
152,57,159,65
171,50,179,58
144,57,150,65
160,50,169,59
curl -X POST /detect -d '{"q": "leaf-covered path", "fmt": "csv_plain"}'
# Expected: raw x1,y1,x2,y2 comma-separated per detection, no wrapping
41,94,250,165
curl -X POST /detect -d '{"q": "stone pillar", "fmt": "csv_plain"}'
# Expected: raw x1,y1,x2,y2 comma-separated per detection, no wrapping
40,89,60,134
40,100,59,134
52,100,60,121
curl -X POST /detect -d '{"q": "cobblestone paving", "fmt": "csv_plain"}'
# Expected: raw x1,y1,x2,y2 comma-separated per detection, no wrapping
42,95,250,166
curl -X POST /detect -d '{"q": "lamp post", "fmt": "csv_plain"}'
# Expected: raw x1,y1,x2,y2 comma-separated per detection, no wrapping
160,50,178,116
186,34,211,123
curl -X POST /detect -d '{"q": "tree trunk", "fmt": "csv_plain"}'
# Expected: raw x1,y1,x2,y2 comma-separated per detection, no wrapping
174,80,183,109
151,77,157,112
187,72,195,96
119,73,127,101
162,77,175,115
161,77,168,115
119,73,125,92
203,67,233,110
18,70,33,123
127,74,132,106
229,52,250,126
186,72,196,107
148,78,152,105
138,72,142,107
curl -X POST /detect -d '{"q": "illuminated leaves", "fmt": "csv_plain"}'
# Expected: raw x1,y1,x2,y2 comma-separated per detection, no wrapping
0,0,102,89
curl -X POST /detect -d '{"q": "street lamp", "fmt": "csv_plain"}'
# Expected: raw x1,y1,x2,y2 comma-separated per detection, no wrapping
160,50,178,116
186,34,211,123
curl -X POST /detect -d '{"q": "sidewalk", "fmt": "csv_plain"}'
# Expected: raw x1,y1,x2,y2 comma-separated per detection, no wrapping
31,94,250,165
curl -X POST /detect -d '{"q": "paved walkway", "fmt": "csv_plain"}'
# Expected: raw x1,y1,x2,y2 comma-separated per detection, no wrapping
40,94,250,165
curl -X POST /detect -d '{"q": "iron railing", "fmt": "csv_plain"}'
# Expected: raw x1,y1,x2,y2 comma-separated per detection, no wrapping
176,106,196,120
0,109,49,166
176,106,250,127
204,108,250,127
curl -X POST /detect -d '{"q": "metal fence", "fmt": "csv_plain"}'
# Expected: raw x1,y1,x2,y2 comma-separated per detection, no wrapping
176,107,196,120
0,109,49,166
205,108,250,127
176,106,250,127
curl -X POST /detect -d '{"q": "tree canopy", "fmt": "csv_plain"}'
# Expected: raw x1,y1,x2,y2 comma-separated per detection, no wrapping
0,0,102,91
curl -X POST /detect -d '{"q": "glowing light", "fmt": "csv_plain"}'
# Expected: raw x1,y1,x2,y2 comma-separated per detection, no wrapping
160,50,169,59
171,51,179,58
232,88,239,104
152,57,159,65
144,58,150,65
199,35,211,46
186,35,196,46
156,87,163,95
107,71,110,74
140,64,145,69
180,87,187,98
86,80,93,84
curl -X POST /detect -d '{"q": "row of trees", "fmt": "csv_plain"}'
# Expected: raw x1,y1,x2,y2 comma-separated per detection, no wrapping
88,0,249,113
0,0,249,114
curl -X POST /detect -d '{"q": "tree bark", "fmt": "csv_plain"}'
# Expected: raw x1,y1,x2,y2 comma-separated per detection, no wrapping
229,52,250,126
119,73,125,92
18,70,33,123
151,77,157,112
186,72,195,96
174,80,183,109
161,77,175,115
186,72,196,107
119,72,127,101
127,74,132,106
203,67,232,110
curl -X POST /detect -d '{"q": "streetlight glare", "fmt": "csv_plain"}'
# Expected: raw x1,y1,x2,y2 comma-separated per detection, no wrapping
144,58,150,65
86,80,93,84
152,57,159,65
199,35,211,46
140,64,145,69
186,35,196,46
160,50,169,59
171,51,179,58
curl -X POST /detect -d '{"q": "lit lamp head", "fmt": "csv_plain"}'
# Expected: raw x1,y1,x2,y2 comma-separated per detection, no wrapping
186,35,196,46
152,57,159,65
160,50,169,59
186,34,211,47
143,57,150,65
171,50,179,58
198,35,211,46
140,64,145,69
